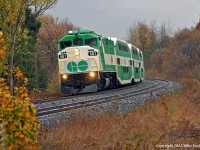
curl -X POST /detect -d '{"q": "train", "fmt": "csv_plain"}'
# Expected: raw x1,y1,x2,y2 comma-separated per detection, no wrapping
57,30,144,94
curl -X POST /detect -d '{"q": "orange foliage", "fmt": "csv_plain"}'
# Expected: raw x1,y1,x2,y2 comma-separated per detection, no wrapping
0,31,40,149
0,69,40,150
130,22,152,51
148,29,200,79
0,32,6,60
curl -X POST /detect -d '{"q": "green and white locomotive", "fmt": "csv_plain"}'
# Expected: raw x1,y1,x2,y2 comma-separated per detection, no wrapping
58,30,144,94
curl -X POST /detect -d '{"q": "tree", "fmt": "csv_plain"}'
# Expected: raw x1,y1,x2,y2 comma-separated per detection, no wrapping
0,0,58,94
128,22,152,51
14,8,47,91
0,0,28,94
140,21,159,68
37,15,78,83
158,22,171,49
0,31,40,150
28,0,58,16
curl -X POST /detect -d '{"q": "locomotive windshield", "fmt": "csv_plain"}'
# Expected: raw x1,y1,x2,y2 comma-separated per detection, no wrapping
74,38,83,46
58,30,100,51
59,38,98,50
60,41,72,49
85,38,97,46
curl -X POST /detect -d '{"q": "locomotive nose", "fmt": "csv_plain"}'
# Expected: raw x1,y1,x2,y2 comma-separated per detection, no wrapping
66,48,80,59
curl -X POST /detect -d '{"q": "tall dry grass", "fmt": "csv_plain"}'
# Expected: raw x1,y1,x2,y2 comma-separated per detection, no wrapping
38,79,200,150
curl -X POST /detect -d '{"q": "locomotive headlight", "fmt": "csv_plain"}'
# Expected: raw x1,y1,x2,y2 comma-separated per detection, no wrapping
75,51,79,56
89,72,95,78
74,49,79,56
62,74,68,80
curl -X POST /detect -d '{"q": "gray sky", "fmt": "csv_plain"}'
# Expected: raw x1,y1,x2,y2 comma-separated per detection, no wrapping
46,0,200,39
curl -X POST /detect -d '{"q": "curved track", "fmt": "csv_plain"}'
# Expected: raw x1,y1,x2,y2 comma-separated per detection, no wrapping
0,79,181,132
36,80,163,116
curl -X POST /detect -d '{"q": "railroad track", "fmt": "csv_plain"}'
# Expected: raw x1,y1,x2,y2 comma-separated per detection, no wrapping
0,79,181,130
36,80,160,116
36,79,180,127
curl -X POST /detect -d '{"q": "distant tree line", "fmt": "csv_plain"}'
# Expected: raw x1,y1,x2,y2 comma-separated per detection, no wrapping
128,20,200,79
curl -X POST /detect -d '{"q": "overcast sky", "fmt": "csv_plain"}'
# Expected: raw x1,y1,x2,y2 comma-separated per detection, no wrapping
46,0,200,39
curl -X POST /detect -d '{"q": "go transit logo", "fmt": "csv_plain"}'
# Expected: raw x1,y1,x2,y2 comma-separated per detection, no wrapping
67,60,89,72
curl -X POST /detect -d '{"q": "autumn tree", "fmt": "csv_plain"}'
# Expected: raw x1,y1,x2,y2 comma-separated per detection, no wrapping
148,27,200,79
0,31,40,150
0,0,28,95
0,0,57,94
171,29,200,76
128,22,152,51
37,15,78,83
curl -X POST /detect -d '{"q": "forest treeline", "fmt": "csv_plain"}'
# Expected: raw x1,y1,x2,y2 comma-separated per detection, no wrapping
128,21,200,80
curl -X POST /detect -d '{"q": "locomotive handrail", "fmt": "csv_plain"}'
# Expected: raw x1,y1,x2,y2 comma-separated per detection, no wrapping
115,57,118,77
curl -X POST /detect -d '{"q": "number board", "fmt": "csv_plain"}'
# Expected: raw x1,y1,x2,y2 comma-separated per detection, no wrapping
88,49,97,56
59,53,67,59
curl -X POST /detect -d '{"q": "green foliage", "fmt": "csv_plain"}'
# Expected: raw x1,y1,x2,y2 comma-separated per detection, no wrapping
14,8,49,91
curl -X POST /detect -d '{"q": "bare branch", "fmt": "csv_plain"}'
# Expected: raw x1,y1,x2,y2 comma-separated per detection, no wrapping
28,0,57,16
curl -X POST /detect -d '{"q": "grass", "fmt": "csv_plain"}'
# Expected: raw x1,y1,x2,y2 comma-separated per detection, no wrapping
29,81,63,100
38,79,200,150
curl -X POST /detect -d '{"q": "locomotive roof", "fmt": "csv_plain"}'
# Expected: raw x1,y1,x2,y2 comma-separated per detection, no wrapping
109,37,127,45
58,29,100,42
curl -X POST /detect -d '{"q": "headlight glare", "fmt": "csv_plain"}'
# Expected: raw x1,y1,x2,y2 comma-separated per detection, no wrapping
89,72,95,78
62,74,68,80
75,51,79,56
